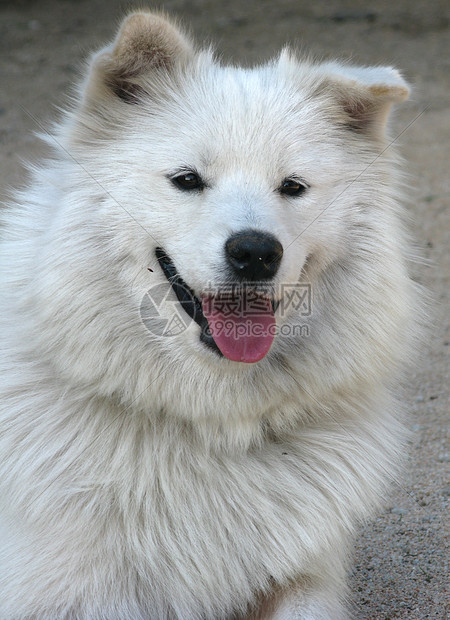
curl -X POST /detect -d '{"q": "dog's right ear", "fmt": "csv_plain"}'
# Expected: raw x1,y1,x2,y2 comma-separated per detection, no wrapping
83,12,194,105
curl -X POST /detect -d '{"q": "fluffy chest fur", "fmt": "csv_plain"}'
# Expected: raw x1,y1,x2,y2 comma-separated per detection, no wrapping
0,377,394,617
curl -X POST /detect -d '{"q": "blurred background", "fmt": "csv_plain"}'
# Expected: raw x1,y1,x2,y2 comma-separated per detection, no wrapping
0,1,448,617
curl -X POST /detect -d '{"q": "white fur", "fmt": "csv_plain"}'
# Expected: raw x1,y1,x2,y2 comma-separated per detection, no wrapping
0,12,419,619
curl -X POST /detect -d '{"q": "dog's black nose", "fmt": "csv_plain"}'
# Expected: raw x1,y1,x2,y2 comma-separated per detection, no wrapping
225,230,283,281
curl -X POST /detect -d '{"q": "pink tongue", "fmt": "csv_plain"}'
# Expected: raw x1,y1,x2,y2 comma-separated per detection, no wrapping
202,293,275,363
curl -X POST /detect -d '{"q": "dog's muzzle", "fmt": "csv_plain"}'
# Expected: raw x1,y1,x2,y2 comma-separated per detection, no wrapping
155,243,281,363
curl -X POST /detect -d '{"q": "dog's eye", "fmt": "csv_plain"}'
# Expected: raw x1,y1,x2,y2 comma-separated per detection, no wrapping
279,178,309,197
171,172,204,191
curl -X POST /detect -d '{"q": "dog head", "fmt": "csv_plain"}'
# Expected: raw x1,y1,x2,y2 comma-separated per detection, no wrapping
34,12,413,424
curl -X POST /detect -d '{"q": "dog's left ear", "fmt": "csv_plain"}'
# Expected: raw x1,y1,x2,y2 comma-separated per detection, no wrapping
316,63,410,138
83,11,194,105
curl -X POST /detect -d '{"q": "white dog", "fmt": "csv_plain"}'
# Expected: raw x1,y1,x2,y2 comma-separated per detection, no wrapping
0,11,419,619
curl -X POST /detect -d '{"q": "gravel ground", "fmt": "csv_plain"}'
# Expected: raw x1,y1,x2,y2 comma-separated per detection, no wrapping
0,1,448,617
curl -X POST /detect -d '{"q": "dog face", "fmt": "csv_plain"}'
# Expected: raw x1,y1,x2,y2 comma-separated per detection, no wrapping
32,12,411,422
83,60,355,363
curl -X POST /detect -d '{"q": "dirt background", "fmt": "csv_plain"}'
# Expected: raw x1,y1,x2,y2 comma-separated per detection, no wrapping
0,0,448,618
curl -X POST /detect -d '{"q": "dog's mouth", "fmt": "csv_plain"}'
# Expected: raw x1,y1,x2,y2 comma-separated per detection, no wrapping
155,247,278,363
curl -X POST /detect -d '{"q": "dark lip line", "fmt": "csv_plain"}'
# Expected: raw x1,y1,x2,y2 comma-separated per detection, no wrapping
154,247,280,357
155,247,223,356
155,247,204,328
